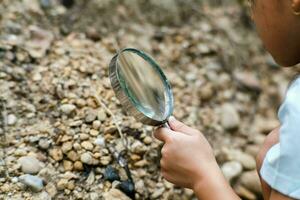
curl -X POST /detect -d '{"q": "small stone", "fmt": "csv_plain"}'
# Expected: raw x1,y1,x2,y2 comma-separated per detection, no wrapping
86,170,95,185
90,192,99,200
104,166,120,182
89,129,99,136
49,148,63,161
63,160,73,171
57,179,68,190
103,188,131,200
62,141,73,153
38,138,50,149
81,141,94,150
218,149,256,170
45,182,57,197
67,151,79,161
221,104,240,130
80,152,93,165
34,191,51,200
151,187,165,199
97,109,107,121
240,170,262,194
18,156,43,174
73,161,84,171
79,133,89,140
143,136,152,145
92,120,101,130
221,161,243,182
60,104,76,115
7,114,17,125
235,71,261,92
19,174,44,192
134,159,148,167
100,156,111,165
200,84,214,101
234,185,256,200
32,72,42,81
131,140,147,154
94,136,105,147
85,110,97,123
67,180,75,190
117,180,135,199
75,99,86,108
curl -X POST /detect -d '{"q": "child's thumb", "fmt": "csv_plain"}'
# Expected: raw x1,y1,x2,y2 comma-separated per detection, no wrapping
168,116,197,135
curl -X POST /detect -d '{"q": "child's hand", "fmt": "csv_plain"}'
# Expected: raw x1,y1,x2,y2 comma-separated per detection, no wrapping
153,116,219,189
154,117,241,199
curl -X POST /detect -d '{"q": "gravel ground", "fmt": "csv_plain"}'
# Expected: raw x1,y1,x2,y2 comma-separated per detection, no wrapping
0,0,298,199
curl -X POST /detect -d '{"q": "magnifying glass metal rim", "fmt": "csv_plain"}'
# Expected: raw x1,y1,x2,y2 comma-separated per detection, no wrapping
109,48,174,126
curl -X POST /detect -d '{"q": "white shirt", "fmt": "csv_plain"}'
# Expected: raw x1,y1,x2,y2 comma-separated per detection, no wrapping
260,76,300,199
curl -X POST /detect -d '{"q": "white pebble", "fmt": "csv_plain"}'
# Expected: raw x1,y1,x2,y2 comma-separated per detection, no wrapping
19,174,44,192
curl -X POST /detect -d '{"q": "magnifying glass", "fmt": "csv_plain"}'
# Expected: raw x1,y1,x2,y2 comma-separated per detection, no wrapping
109,48,173,128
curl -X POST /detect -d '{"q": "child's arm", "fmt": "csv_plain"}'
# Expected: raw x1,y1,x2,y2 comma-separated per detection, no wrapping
256,128,293,200
154,117,240,199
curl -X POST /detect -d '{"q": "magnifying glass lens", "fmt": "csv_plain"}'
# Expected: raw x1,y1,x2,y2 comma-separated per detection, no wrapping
116,50,171,121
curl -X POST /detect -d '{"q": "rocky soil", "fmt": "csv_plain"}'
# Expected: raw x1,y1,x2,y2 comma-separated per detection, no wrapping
0,0,298,200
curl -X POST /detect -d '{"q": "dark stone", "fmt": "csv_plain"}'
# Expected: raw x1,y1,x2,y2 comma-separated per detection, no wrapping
117,180,135,200
104,166,120,182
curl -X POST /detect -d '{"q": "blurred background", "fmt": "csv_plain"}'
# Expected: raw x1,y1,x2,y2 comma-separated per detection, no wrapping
0,0,298,199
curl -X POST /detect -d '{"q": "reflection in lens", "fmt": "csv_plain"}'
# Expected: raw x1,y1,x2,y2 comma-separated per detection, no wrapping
117,50,170,121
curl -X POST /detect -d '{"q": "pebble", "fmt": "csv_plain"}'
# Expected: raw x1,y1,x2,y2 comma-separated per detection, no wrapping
103,188,131,200
94,136,105,147
97,109,107,121
62,141,73,153
89,129,99,136
92,120,101,129
7,114,17,125
80,152,93,165
79,133,89,140
19,174,44,192
18,156,43,174
90,192,99,200
235,185,256,200
85,110,97,123
104,166,120,182
240,170,261,194
63,160,73,171
49,148,63,161
235,71,261,91
100,156,111,165
73,161,84,171
221,161,243,182
221,103,240,130
151,187,165,199
219,148,256,170
117,180,135,199
45,182,57,197
38,138,50,149
86,170,95,185
60,104,76,115
81,141,94,150
33,191,51,200
143,136,152,145
57,178,68,190
67,150,79,161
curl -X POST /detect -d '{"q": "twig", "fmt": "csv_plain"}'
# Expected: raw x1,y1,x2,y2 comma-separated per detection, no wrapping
0,98,7,146
92,89,128,150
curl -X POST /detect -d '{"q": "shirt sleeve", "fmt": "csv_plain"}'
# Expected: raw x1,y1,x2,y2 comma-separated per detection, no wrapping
260,77,300,199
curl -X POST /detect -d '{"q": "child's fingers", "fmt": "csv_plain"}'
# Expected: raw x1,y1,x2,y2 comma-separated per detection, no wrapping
168,116,198,135
154,127,172,142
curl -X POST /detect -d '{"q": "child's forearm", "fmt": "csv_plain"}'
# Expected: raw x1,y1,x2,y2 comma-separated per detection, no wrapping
193,163,241,200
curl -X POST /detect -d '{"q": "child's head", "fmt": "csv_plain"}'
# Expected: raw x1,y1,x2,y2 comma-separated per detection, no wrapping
251,0,300,66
